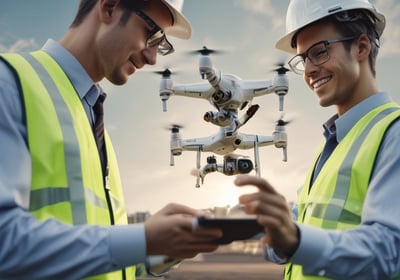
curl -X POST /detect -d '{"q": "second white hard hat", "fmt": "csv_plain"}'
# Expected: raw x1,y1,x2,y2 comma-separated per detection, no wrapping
161,0,192,39
275,0,386,54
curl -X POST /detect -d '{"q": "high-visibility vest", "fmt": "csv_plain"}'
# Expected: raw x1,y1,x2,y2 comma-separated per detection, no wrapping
284,103,400,280
1,52,135,280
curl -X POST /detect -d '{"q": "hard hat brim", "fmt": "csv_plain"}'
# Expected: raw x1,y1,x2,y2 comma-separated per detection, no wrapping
161,0,192,39
275,31,298,55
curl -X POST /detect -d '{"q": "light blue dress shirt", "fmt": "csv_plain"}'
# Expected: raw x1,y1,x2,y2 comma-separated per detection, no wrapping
0,39,146,279
267,92,400,279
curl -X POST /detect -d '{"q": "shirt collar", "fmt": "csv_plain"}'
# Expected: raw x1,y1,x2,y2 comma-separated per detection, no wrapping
323,92,393,142
322,114,338,140
41,39,99,103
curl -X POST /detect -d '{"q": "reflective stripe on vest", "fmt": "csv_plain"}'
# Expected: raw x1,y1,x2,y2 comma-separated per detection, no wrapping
285,103,400,280
1,52,135,280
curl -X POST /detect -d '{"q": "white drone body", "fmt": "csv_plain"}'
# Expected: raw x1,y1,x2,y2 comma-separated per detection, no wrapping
158,47,290,187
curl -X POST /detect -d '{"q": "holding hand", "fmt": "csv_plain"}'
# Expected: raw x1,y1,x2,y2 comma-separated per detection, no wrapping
234,175,299,258
144,203,222,259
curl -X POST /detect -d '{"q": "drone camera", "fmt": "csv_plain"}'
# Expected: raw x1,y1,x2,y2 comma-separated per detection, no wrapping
237,159,254,174
223,156,254,176
203,110,232,127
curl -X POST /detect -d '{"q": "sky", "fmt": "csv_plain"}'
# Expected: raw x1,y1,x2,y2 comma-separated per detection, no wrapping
1,0,400,214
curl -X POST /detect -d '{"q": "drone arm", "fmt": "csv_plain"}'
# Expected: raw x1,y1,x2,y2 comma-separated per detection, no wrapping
233,133,274,150
180,133,221,153
241,75,289,112
240,80,275,98
160,80,214,112
170,83,214,101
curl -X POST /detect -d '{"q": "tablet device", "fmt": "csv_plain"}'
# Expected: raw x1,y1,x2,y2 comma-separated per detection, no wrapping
195,216,264,244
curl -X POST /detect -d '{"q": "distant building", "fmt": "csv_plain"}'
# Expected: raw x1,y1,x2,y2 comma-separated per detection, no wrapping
128,211,151,224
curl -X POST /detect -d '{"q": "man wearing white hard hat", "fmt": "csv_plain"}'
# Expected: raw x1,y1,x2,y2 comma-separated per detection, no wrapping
235,0,400,279
0,0,222,279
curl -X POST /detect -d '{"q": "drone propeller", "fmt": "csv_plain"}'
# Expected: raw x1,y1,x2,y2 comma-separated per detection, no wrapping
273,62,290,75
190,46,223,56
276,118,291,126
153,68,177,78
165,123,184,132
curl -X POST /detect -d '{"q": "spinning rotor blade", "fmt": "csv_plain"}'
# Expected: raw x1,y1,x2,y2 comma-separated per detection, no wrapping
273,62,290,75
189,46,224,56
165,123,184,132
275,111,297,127
276,119,291,126
153,68,177,78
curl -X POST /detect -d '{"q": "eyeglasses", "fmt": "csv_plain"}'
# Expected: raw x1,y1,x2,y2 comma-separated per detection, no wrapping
134,10,174,56
288,36,359,74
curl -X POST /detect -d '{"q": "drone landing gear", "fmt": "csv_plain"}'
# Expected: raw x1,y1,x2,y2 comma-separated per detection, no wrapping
254,139,261,177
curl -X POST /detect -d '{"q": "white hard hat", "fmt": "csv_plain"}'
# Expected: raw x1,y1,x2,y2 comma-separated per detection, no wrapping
275,0,386,54
161,0,192,39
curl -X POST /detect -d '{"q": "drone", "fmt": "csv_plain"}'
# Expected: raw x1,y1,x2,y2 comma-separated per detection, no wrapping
157,46,290,188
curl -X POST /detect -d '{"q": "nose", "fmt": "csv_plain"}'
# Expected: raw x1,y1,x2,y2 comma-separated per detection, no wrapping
143,45,158,66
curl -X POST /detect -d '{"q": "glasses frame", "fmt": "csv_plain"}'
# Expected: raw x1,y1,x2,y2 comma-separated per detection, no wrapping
288,36,359,74
134,9,174,56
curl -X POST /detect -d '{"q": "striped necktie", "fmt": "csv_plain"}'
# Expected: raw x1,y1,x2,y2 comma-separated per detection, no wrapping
93,93,107,172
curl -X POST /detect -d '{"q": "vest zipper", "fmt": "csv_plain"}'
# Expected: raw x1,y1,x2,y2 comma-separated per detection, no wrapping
103,165,115,225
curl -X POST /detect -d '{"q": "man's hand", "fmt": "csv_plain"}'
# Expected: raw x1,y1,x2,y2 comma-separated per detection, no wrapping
144,203,222,259
234,175,299,258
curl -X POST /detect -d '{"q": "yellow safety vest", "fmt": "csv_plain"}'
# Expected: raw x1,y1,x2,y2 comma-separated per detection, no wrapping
285,103,400,280
1,52,135,280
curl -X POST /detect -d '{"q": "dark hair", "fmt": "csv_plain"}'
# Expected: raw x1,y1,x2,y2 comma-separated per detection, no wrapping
292,9,381,77
70,0,149,27
332,9,380,77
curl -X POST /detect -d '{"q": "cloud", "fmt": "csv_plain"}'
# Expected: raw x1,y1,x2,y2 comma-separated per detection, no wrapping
233,0,400,58
0,38,37,53
233,0,285,30
374,0,400,57
234,0,276,17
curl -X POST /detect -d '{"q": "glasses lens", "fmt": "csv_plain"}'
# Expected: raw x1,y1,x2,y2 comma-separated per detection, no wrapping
147,30,174,56
308,43,329,66
288,42,330,74
157,37,174,56
147,30,164,47
135,10,174,56
288,55,305,74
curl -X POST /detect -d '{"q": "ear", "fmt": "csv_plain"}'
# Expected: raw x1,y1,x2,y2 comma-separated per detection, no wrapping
98,0,120,23
355,34,371,63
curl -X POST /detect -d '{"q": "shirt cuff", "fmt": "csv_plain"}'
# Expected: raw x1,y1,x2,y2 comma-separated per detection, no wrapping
146,256,182,276
108,224,146,267
290,224,333,268
263,245,288,264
